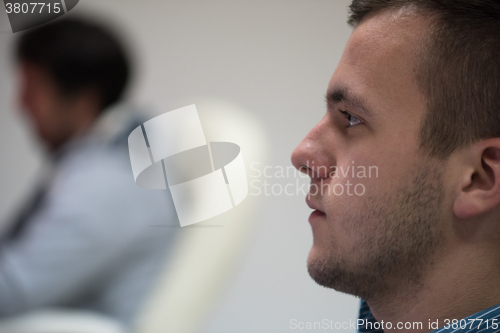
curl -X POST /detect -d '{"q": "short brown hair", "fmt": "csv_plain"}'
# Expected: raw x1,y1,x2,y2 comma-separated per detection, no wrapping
348,0,500,158
17,17,130,113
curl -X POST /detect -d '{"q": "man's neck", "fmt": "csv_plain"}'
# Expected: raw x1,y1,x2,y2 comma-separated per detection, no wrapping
48,107,99,154
368,243,500,332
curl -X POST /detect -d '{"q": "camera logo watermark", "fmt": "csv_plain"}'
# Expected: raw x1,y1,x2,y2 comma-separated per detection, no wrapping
3,0,79,33
128,105,248,227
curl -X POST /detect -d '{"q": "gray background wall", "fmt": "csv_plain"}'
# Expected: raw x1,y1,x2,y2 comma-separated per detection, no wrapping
0,1,360,332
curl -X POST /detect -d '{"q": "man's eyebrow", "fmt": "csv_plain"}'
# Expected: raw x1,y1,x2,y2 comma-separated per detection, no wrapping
325,87,374,118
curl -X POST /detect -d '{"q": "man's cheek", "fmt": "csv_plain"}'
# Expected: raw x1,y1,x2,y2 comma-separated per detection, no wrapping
324,165,377,198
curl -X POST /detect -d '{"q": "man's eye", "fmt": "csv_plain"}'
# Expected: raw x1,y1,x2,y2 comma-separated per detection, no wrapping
339,110,362,127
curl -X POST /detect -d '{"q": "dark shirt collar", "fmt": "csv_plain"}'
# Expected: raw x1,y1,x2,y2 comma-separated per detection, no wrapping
358,299,500,333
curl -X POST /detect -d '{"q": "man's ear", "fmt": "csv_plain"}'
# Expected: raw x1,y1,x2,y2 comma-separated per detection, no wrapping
454,138,500,219
73,88,101,120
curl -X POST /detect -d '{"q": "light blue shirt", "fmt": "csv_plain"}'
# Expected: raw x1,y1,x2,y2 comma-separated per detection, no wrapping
0,105,179,326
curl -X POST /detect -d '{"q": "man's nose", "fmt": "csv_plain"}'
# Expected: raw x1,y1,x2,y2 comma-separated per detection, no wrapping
291,117,334,179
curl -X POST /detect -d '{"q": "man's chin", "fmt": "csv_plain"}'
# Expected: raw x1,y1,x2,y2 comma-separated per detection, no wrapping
307,249,365,297
307,249,337,289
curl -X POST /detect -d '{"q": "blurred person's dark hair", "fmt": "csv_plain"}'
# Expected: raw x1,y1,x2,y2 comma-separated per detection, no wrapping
16,16,130,112
349,0,500,158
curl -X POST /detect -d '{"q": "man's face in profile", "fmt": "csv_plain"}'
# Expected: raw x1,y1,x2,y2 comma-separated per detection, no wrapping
18,63,74,149
18,63,98,151
292,9,451,299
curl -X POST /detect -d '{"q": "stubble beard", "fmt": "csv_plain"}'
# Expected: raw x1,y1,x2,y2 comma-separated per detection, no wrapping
307,162,445,302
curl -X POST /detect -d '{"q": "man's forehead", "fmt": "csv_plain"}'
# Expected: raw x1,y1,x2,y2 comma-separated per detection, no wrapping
328,7,429,125
343,7,429,69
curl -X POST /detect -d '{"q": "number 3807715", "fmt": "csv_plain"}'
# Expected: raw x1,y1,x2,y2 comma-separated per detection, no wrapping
5,2,61,14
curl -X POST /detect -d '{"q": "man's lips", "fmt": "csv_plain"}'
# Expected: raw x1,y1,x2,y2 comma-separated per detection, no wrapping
306,196,324,213
306,196,326,221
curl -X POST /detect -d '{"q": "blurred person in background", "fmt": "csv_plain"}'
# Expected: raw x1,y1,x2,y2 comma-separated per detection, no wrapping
0,17,178,327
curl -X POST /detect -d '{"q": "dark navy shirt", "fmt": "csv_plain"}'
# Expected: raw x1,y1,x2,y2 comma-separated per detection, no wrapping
358,299,500,333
